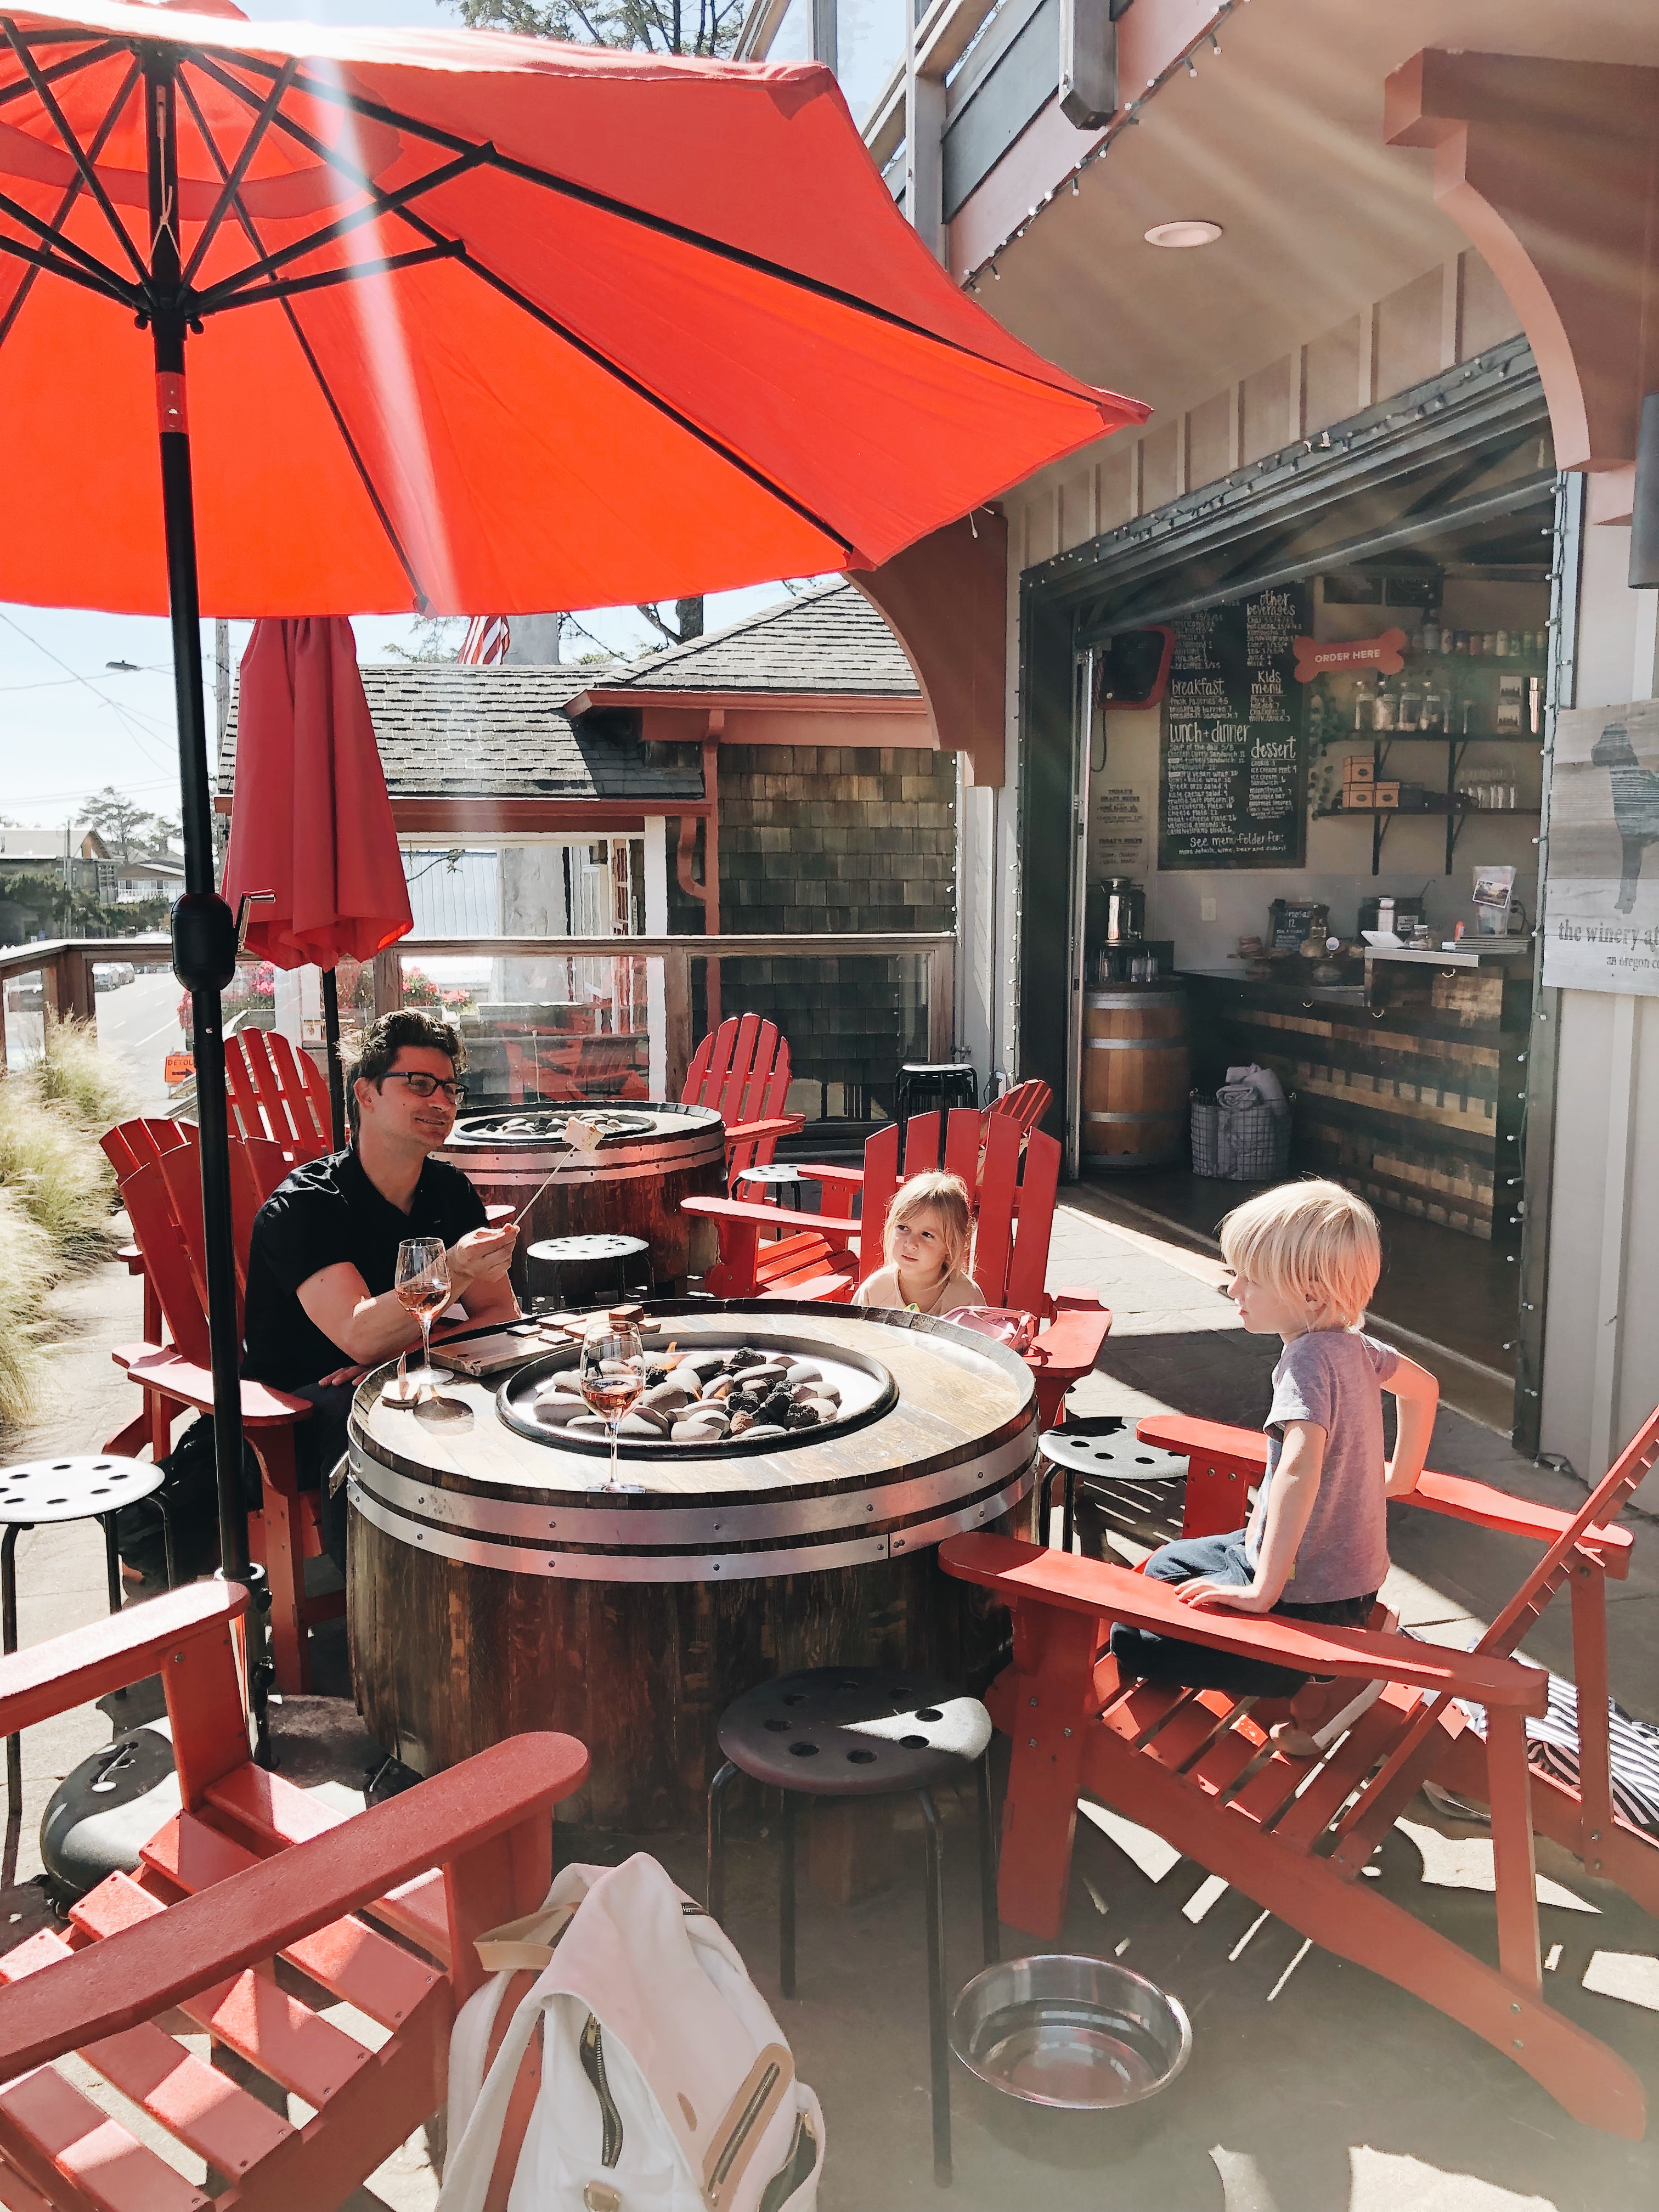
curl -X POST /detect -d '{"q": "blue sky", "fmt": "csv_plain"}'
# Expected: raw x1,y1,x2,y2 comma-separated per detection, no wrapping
0,0,797,832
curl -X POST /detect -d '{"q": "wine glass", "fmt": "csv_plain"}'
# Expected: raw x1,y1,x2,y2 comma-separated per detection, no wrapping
395,1237,450,1401
579,1322,645,1489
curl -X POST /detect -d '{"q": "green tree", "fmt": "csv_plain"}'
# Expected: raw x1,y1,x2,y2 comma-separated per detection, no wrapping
81,785,155,862
381,614,466,662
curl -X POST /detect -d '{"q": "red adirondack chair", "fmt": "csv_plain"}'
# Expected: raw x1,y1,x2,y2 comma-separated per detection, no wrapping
682,1013,806,1188
103,1125,334,1694
939,1402,1659,2138
0,1579,589,2210
224,1026,332,1158
985,1077,1051,1144
684,1109,1110,1425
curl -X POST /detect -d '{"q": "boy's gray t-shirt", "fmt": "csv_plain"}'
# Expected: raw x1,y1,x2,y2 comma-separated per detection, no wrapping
1244,1329,1398,1604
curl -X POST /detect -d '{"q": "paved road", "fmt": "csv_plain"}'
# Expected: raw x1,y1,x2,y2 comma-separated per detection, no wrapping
91,968,186,1115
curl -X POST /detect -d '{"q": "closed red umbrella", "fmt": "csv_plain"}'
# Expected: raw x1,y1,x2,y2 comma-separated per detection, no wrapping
222,615,413,1146
0,0,1146,1605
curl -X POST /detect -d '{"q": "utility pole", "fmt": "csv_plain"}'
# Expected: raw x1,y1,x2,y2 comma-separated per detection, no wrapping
215,618,230,749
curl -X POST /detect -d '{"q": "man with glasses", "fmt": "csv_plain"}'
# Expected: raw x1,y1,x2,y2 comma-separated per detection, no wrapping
242,1009,519,1575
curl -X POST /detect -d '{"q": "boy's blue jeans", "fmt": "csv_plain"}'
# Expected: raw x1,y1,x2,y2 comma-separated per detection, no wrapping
1107,1530,1377,1697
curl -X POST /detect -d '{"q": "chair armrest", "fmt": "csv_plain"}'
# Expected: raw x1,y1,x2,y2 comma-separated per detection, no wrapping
787,1163,866,1190
1136,1412,1268,1472
682,1195,862,1241
725,1115,807,1146
117,1243,146,1277
0,1734,590,2079
125,1351,313,1428
1408,1470,1634,1577
0,1584,247,1741
939,1535,1549,1709
1030,1292,1111,1376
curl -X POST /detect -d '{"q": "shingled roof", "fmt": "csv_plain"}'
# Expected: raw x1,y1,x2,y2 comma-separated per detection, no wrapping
219,663,702,804
600,578,919,696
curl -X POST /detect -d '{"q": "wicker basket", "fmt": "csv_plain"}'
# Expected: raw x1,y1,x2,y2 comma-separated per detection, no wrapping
1192,1090,1294,1182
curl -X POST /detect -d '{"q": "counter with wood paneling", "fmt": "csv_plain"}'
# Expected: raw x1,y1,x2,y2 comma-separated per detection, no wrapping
1181,945,1532,1240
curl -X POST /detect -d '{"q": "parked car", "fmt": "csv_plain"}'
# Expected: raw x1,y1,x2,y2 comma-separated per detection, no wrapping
5,980,42,1014
94,963,136,991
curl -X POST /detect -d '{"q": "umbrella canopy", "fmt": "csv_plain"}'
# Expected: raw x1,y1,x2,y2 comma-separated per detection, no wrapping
222,615,411,970
0,1,1146,618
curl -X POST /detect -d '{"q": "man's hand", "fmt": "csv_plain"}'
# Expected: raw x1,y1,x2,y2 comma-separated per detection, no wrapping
445,1224,518,1294
317,1363,371,1389
1176,1577,1280,1614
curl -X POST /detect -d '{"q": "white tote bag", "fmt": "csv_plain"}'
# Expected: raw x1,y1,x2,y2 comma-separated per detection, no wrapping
437,1853,824,2212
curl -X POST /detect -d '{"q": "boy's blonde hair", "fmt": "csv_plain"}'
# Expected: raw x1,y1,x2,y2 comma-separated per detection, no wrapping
1218,1178,1380,1330
885,1171,973,1280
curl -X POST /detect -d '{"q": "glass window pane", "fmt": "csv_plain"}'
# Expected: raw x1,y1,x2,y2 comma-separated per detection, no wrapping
769,0,811,61
837,0,905,125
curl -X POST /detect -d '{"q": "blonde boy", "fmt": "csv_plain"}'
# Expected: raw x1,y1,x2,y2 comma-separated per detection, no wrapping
1109,1180,1438,1717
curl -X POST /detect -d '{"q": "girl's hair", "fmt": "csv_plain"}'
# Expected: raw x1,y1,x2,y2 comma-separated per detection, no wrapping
1218,1177,1381,1330
884,1171,973,1280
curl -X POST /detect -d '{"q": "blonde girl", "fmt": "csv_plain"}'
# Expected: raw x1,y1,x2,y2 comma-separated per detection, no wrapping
855,1170,985,1314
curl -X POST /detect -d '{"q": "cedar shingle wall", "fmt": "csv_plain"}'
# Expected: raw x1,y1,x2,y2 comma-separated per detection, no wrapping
669,743,956,1114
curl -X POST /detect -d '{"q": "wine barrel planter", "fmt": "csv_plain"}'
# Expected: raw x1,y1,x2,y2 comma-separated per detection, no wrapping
444,1102,726,1295
1081,984,1190,1168
347,1302,1038,1831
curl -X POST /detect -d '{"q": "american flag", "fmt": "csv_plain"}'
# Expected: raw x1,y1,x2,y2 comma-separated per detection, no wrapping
460,614,511,665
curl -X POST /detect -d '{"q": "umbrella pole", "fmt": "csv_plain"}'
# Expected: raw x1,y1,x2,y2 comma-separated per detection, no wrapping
146,56,271,1742
321,968,347,1151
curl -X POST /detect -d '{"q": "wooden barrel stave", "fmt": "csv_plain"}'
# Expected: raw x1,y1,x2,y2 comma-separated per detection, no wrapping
1081,984,1190,1167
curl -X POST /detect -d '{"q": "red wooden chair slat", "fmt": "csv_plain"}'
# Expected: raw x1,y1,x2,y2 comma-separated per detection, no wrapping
969,1115,1020,1305
681,1014,806,1188
940,1402,1659,2139
986,1077,1052,1142
0,1584,589,2212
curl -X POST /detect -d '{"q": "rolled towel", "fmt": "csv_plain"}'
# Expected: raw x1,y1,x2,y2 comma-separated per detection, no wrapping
1216,1082,1261,1113
1226,1062,1287,1111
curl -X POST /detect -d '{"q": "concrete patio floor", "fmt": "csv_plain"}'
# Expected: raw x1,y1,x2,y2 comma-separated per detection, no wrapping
0,1198,1653,2210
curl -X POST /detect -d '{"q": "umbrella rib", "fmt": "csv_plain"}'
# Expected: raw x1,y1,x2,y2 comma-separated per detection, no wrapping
205,241,465,309
221,47,1104,409
0,54,139,352
0,36,123,111
174,66,431,612
191,57,856,557
189,144,490,314
0,18,150,291
0,200,139,307
178,55,298,290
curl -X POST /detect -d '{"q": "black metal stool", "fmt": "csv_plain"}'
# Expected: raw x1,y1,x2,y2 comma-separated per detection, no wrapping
0,1454,171,1823
526,1232,650,1311
895,1063,979,1155
734,1164,806,1211
707,1665,998,2187
1037,1423,1189,1555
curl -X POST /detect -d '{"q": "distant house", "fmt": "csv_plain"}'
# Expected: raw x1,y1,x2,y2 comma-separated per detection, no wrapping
96,855,185,905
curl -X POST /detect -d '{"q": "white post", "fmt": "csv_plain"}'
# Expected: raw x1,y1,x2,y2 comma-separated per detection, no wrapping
643,816,668,1098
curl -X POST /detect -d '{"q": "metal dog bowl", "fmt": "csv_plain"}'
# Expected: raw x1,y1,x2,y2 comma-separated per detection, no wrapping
950,1955,1192,2111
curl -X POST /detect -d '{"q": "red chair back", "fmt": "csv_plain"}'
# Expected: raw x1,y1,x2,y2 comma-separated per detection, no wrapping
684,1013,796,1183
114,1135,291,1360
100,1115,198,1184
224,1028,332,1157
986,1077,1052,1142
859,1108,1059,1310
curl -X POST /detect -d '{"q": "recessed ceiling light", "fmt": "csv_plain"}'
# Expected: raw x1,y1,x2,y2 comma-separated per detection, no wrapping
1144,219,1223,250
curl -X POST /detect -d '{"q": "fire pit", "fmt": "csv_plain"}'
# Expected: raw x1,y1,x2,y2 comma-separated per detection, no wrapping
445,1101,726,1294
346,1304,1039,1829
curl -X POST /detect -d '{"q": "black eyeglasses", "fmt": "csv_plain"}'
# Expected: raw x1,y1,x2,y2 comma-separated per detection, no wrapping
380,1071,466,1104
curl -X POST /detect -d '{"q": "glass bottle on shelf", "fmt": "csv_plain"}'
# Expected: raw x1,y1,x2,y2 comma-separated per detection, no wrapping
1421,679,1446,733
1373,673,1397,732
1421,611,1442,654
1353,674,1374,732
1397,674,1422,731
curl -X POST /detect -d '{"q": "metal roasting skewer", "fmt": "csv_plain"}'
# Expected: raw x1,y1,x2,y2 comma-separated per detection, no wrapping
510,1114,605,1227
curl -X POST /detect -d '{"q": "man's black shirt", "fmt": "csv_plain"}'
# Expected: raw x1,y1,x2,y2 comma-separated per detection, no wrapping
242,1146,486,1390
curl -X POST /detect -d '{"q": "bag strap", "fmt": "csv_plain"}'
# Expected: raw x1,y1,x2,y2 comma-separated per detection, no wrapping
482,1966,546,2212
474,1900,580,1972
702,2042,795,2212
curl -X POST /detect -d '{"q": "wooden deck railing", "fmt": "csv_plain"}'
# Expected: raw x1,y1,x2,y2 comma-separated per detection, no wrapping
1,933,956,1101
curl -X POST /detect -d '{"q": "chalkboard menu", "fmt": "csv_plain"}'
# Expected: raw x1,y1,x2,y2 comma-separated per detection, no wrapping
1158,584,1309,870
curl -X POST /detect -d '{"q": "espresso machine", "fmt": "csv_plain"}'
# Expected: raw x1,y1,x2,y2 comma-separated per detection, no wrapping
1087,877,1161,981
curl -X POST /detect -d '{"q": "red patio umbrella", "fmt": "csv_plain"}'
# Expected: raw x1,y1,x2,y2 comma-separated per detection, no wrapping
0,0,1146,1599
222,616,414,1147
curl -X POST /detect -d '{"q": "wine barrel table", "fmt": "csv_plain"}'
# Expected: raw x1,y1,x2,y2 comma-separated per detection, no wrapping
347,1302,1039,1831
444,1102,726,1296
1081,983,1190,1167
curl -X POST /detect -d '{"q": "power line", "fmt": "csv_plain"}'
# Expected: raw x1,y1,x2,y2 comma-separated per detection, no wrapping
0,609,179,776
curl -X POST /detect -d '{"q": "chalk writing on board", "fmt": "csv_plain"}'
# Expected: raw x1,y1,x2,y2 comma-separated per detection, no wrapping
1159,584,1309,870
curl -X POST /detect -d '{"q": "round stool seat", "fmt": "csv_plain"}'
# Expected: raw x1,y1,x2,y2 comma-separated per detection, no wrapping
1037,1432,1189,1486
526,1234,649,1264
717,1666,991,1799
733,1165,805,1187
900,1062,973,1082
0,1455,163,1523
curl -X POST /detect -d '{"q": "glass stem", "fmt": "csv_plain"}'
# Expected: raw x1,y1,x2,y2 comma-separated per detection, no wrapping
420,1311,433,1395
609,1417,620,1488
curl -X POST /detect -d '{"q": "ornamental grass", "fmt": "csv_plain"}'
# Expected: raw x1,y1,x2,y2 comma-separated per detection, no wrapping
0,1188,50,1432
